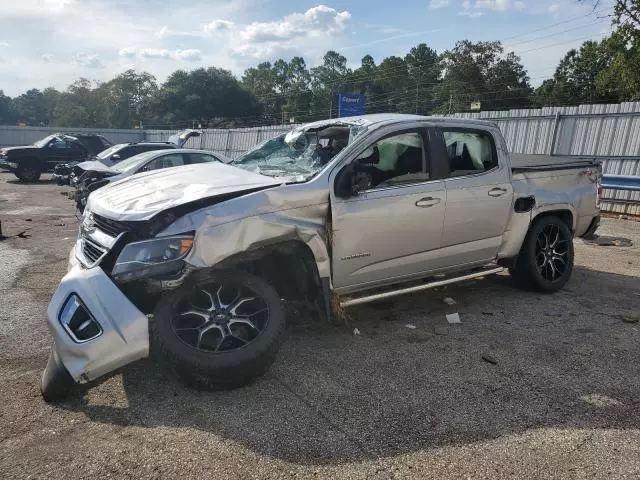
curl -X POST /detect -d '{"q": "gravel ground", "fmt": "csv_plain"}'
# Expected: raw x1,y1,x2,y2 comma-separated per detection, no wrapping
1,172,639,479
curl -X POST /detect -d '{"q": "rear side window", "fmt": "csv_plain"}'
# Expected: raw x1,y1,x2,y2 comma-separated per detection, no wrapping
144,153,186,171
187,153,218,164
441,129,498,177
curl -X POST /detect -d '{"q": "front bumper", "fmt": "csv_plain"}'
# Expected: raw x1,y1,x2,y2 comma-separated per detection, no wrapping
46,261,149,383
0,158,17,171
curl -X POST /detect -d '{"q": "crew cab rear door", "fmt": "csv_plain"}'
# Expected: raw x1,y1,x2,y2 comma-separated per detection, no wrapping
433,126,513,267
330,125,447,293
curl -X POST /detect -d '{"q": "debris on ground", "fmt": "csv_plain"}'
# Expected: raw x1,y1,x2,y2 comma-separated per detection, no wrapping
582,235,633,247
54,222,65,227
434,326,448,336
482,354,498,365
25,218,32,222
443,297,456,306
446,312,461,324
352,328,361,336
482,312,494,316
620,313,640,324
405,324,417,330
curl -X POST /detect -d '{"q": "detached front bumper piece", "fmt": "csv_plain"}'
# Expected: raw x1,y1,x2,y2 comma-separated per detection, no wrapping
45,264,149,386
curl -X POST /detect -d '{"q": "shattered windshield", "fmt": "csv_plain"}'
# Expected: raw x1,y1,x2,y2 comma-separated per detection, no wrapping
231,122,366,182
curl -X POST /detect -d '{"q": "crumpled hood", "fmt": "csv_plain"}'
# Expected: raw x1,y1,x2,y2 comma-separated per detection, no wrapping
87,162,281,221
75,160,114,174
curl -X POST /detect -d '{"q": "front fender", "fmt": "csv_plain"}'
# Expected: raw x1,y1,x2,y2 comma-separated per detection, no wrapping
185,208,331,280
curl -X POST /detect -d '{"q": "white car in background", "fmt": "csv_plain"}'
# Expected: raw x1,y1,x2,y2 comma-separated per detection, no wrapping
72,148,229,211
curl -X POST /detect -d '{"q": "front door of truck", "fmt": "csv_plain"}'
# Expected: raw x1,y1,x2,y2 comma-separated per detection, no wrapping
434,127,513,267
330,127,447,293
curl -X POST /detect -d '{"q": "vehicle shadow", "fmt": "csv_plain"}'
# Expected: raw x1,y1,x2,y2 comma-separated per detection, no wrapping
5,178,59,185
58,266,640,465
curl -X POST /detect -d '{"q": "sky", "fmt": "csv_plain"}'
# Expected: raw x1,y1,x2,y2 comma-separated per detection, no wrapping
0,0,614,97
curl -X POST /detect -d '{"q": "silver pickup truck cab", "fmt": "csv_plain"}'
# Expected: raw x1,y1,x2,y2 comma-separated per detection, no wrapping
41,114,601,400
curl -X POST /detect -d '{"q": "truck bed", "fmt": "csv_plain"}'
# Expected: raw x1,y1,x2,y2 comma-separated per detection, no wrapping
510,154,599,173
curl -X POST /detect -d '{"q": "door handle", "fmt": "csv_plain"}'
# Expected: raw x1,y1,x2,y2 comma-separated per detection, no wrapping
488,188,508,197
415,197,441,208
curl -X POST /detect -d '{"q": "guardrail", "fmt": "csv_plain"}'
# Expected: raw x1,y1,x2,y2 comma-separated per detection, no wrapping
601,175,640,192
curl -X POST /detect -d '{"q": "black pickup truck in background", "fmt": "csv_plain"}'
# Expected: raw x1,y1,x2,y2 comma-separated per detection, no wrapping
0,133,112,182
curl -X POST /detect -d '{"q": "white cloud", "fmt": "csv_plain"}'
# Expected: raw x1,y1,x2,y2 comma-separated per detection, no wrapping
475,0,511,10
514,1,525,10
429,0,450,8
41,53,54,62
204,19,235,34
118,47,138,59
120,47,202,62
548,4,560,13
0,42,8,47
174,49,202,61
73,52,104,68
235,5,351,57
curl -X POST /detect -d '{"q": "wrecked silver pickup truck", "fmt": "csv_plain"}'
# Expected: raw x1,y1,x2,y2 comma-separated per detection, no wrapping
41,114,601,400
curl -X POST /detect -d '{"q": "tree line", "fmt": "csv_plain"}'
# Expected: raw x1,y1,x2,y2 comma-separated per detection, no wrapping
0,2,637,129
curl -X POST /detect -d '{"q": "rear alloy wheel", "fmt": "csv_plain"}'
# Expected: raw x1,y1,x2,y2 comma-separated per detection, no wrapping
510,216,574,293
152,271,285,390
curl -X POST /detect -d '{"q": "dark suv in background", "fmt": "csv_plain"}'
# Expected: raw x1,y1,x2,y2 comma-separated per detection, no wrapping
0,133,112,182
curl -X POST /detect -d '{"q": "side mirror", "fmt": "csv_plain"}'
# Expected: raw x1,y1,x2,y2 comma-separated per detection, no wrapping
111,154,121,161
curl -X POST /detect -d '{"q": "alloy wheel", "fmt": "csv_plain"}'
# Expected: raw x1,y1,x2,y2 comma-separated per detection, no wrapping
535,224,569,282
171,282,269,353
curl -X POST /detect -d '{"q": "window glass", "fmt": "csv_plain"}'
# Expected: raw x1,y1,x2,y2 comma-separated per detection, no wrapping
442,130,497,177
187,153,217,164
144,154,185,171
353,132,428,189
49,138,69,149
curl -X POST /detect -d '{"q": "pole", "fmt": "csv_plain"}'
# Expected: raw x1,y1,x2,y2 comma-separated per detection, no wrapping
415,79,419,114
329,92,333,119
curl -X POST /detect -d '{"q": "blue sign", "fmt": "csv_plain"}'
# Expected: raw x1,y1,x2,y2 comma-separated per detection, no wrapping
337,93,365,117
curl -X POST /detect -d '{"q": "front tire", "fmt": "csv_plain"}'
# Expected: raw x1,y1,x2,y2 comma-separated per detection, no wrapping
151,270,285,390
16,161,42,182
510,216,574,293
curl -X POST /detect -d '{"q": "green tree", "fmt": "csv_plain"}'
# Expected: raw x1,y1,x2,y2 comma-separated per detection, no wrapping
404,43,441,114
242,62,280,122
100,70,158,128
52,79,105,127
436,40,531,113
12,89,48,125
154,67,262,127
0,90,14,125
310,50,352,119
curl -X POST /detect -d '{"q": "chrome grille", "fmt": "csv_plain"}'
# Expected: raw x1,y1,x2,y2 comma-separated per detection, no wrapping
81,237,106,265
92,214,130,237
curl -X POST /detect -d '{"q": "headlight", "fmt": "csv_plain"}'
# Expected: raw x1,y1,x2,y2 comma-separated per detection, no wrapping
112,235,193,282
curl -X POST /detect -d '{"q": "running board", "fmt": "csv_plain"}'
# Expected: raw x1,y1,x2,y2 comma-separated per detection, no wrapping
339,266,505,308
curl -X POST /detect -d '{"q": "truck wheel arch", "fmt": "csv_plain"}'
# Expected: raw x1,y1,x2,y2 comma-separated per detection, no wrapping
532,208,575,232
194,240,331,322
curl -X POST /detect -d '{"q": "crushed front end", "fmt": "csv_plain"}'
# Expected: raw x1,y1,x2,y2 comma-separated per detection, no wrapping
42,210,192,400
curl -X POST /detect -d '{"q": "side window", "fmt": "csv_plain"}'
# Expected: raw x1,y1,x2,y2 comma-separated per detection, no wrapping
116,147,136,160
49,139,68,149
187,153,217,164
144,154,186,171
354,131,428,189
441,130,498,177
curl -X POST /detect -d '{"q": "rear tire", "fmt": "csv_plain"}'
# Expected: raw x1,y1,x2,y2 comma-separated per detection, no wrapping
151,270,285,390
510,216,574,293
16,160,42,182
